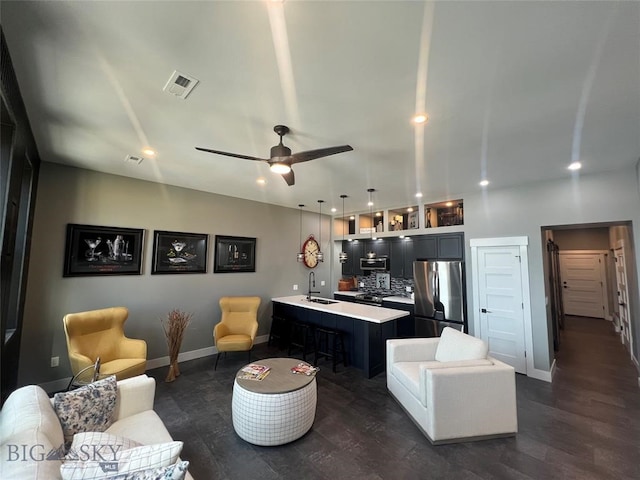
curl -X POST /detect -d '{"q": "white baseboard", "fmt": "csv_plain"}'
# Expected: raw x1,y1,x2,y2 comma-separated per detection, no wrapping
39,335,270,394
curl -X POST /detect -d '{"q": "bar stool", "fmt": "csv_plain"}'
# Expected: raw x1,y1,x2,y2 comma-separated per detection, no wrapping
268,315,289,349
288,321,316,361
314,327,347,373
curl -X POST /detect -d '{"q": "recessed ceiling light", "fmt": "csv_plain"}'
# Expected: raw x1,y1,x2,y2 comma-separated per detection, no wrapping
375,212,382,217
331,207,337,213
412,114,429,124
367,201,374,207
445,201,453,207
479,179,489,187
568,162,582,171
407,207,414,212
349,215,355,220
415,192,423,198
142,148,156,157
256,178,267,185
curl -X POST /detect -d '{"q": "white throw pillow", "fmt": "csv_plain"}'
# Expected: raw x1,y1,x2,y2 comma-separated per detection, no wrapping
60,441,183,480
434,327,488,362
104,460,189,480
65,432,142,461
54,376,118,449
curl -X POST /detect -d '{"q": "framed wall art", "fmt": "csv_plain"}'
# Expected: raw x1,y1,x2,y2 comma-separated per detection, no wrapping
63,224,144,277
152,230,208,274
214,235,256,273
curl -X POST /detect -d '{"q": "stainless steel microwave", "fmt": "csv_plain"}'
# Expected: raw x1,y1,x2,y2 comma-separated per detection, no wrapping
359,257,389,270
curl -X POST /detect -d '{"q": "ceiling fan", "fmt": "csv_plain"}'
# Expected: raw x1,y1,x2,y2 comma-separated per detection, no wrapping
195,125,353,186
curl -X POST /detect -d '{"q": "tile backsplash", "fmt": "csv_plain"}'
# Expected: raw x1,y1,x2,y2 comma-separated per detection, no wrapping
358,273,413,297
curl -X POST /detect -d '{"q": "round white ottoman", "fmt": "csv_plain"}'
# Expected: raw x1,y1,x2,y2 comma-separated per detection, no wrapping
232,357,317,446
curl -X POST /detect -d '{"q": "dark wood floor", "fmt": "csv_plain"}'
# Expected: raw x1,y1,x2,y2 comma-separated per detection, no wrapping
149,316,640,479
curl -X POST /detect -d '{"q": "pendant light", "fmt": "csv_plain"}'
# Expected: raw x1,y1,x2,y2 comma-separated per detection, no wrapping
339,194,348,264
316,200,324,262
366,188,377,261
296,204,305,262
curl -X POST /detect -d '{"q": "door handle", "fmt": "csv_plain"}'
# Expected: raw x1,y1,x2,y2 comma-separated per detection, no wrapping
619,302,626,307
563,286,569,289
481,308,492,313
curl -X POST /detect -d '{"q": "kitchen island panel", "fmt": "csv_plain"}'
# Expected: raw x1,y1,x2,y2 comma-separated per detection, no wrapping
272,297,409,378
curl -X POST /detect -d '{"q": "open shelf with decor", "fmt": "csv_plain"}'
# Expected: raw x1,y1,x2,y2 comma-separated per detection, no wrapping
424,200,463,228
388,205,419,232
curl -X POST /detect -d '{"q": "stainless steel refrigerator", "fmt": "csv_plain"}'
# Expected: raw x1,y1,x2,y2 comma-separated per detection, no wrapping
413,260,466,336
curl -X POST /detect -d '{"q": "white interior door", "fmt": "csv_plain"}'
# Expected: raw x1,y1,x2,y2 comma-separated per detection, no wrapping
614,243,632,355
475,246,527,374
559,252,606,318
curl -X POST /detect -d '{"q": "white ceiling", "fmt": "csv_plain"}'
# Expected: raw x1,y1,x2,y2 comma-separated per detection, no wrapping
2,1,639,214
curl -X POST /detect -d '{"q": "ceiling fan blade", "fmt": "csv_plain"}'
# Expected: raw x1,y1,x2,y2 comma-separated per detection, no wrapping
281,169,295,186
195,147,266,162
289,145,353,164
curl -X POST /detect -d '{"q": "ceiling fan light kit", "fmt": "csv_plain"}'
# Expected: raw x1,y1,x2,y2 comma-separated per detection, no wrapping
196,124,353,186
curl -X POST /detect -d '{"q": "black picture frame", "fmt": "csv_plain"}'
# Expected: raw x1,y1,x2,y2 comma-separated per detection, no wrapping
63,224,144,277
214,235,256,273
152,230,208,274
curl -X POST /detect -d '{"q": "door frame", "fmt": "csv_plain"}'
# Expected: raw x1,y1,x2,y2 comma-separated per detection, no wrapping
558,250,610,320
614,239,634,358
470,236,539,380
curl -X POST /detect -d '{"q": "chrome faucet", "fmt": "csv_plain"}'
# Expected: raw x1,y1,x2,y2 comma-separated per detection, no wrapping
307,271,320,300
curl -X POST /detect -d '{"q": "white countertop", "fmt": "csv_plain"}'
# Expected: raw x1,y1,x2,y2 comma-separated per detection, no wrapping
272,296,410,324
333,291,414,305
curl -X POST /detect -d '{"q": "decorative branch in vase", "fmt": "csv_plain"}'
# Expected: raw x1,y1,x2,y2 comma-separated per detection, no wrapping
161,309,193,382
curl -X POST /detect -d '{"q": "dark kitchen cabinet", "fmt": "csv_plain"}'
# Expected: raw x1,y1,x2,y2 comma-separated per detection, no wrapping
382,300,415,337
414,236,437,260
413,233,463,261
437,233,464,260
341,240,364,276
389,238,414,279
363,238,390,258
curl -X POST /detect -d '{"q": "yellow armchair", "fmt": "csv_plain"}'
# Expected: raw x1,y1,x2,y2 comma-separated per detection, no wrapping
214,296,261,369
63,307,147,381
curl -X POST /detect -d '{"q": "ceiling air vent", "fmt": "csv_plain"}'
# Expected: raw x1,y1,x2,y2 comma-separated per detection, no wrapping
124,155,144,165
163,70,199,99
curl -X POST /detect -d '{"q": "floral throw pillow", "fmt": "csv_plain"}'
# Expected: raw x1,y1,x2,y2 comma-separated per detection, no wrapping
54,375,118,449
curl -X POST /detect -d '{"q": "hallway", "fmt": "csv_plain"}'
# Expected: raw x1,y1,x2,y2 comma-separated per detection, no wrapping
514,315,640,479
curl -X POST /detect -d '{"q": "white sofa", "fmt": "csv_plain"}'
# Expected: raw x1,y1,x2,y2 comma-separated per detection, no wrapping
387,328,518,444
0,374,193,479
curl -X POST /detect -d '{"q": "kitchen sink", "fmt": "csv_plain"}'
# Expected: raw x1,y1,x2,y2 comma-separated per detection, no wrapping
308,298,338,305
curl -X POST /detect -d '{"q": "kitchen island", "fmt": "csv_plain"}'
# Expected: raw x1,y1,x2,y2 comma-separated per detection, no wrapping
272,296,410,378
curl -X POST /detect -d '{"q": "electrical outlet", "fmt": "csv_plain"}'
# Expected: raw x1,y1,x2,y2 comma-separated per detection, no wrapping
320,280,325,286
51,356,59,368
293,284,298,291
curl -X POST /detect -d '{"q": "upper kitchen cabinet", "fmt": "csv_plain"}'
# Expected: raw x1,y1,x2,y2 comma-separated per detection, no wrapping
341,240,364,276
390,237,414,279
388,206,419,232
424,200,463,228
413,233,464,261
437,233,464,260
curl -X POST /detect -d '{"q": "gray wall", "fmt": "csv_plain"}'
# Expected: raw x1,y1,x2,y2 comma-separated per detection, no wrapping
553,228,611,251
462,166,640,372
19,163,334,386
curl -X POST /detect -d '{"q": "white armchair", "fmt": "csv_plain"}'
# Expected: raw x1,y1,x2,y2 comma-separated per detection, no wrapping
386,327,517,444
